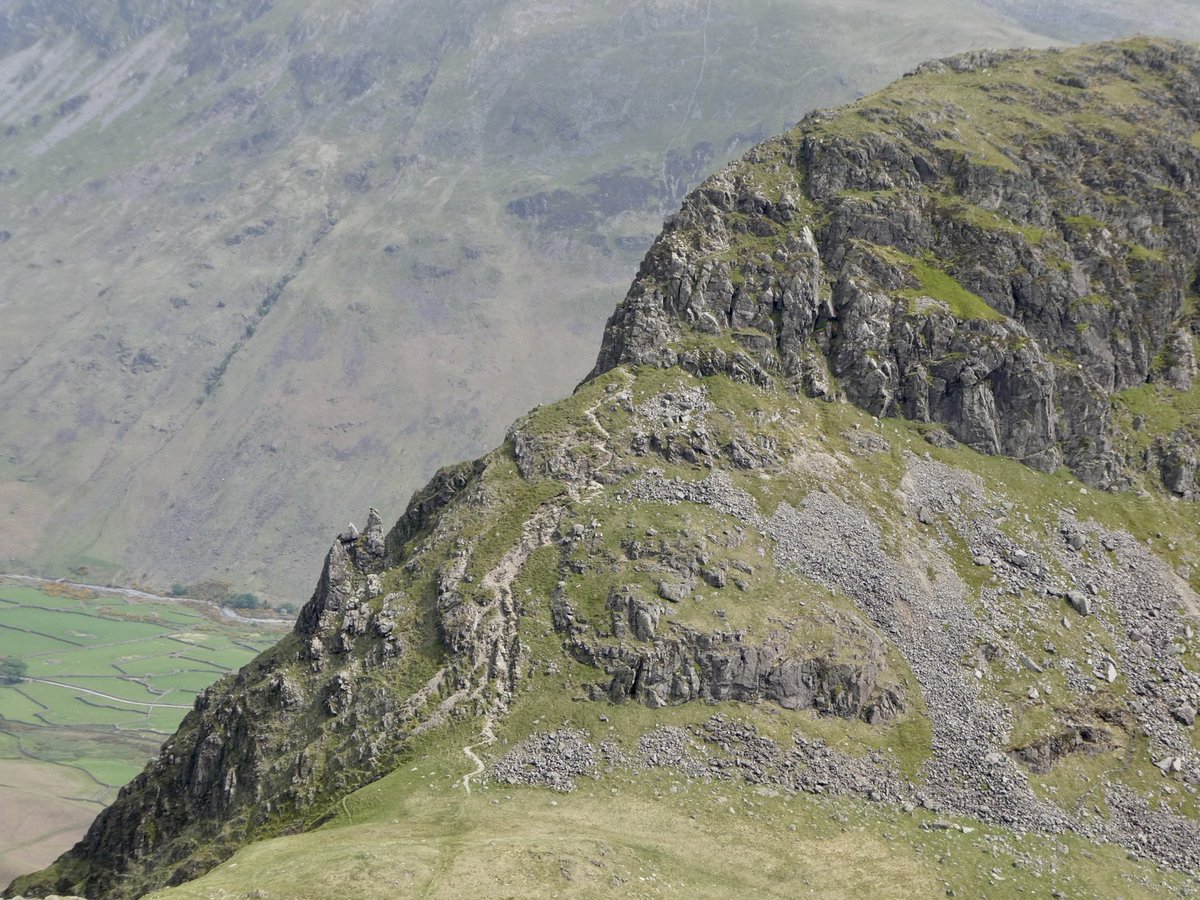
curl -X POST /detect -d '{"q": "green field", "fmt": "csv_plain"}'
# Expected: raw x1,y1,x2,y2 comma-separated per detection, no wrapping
0,580,284,887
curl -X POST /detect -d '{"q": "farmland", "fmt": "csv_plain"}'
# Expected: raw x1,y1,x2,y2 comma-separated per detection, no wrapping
0,579,284,886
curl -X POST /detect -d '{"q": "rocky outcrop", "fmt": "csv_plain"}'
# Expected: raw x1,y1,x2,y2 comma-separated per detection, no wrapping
554,585,903,721
9,425,572,900
383,460,486,552
9,458,506,900
1010,723,1118,774
1155,432,1199,497
588,629,902,721
18,509,418,899
590,39,1200,491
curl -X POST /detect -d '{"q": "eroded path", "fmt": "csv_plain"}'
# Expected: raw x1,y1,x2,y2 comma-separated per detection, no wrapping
460,717,496,796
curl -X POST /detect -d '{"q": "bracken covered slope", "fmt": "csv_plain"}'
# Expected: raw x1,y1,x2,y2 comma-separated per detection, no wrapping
14,37,1200,900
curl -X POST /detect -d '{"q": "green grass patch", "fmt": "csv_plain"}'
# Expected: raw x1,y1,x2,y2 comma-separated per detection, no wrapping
861,242,1003,322
0,625,82,654
932,136,1020,173
66,757,145,788
1063,213,1106,233
934,197,1046,244
906,258,1004,321
146,671,224,694
1113,376,1200,462
0,587,91,609
0,606,169,645
1127,243,1166,263
0,686,50,726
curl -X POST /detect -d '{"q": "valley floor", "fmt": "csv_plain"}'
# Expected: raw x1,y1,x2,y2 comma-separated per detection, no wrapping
0,758,103,888
0,580,281,885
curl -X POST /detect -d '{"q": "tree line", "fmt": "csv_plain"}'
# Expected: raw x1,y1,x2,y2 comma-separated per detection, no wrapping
168,580,296,615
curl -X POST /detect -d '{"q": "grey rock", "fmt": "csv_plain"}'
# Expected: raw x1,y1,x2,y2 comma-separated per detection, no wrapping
1020,654,1044,674
607,587,662,642
1163,328,1197,391
658,581,690,603
490,730,599,792
924,429,958,449
1066,591,1092,616
362,507,386,558
1172,703,1197,727
324,671,353,716
565,590,904,722
1160,435,1197,497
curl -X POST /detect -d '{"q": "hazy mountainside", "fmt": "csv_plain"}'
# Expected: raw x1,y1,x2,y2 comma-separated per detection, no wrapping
0,0,1188,603
982,0,1200,41
14,37,1200,899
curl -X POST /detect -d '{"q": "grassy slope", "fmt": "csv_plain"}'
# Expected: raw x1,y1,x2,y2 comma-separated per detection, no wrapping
150,758,1182,899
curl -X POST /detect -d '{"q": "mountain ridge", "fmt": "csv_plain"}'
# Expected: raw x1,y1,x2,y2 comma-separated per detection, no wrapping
13,35,1200,900
0,0,1130,602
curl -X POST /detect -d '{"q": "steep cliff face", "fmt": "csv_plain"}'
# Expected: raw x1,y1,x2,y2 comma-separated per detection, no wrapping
14,38,1200,900
593,38,1200,492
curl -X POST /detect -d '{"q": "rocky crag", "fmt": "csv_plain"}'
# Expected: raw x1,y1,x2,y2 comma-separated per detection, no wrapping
13,37,1200,899
594,38,1200,493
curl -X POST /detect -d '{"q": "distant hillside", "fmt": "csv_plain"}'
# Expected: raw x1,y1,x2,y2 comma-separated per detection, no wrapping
0,0,1123,601
981,0,1200,39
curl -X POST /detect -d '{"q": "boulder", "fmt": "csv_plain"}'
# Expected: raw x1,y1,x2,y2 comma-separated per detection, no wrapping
1066,591,1092,616
658,581,690,603
1172,703,1197,727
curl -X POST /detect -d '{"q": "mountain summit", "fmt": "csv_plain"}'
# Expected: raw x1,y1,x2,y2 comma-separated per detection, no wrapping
13,37,1200,899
